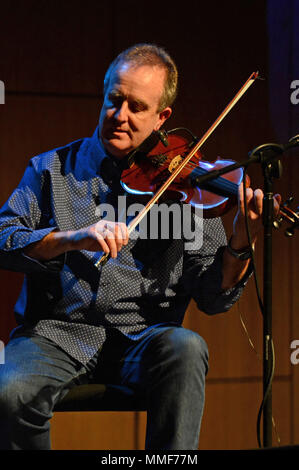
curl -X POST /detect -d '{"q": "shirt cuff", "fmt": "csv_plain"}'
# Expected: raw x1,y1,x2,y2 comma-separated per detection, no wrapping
21,252,66,272
220,259,254,296
23,227,66,272
1,227,66,273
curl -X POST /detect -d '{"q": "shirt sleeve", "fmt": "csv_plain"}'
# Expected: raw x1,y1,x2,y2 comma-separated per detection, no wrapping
0,157,65,273
182,214,252,315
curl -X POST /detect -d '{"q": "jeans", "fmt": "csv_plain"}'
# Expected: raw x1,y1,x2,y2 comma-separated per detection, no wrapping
0,325,209,450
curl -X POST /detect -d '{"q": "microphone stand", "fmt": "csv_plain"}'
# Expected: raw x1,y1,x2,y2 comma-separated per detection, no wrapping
259,153,277,448
193,136,299,448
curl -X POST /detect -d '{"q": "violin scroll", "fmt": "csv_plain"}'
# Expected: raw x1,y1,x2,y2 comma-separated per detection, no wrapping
273,196,299,237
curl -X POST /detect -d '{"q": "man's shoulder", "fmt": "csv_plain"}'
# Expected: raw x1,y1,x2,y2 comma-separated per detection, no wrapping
29,135,92,173
32,137,86,164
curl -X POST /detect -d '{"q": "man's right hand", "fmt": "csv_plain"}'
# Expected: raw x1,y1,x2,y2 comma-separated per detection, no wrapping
67,220,129,258
23,220,129,261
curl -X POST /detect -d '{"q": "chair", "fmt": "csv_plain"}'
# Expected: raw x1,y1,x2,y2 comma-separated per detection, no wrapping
53,383,147,412
53,384,147,449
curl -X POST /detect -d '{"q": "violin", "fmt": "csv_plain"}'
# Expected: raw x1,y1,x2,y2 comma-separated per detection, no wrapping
95,71,260,267
96,123,299,268
120,128,299,229
120,127,248,219
95,71,275,267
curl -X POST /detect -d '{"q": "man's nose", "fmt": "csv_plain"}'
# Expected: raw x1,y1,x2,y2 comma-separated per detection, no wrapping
114,101,128,122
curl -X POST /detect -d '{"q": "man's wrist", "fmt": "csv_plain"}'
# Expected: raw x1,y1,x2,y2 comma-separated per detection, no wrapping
226,236,252,261
24,230,71,261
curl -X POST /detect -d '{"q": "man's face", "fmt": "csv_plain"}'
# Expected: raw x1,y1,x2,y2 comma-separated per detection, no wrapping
99,63,172,159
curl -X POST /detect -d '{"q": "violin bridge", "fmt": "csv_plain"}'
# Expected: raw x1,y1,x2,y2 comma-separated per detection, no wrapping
168,155,184,173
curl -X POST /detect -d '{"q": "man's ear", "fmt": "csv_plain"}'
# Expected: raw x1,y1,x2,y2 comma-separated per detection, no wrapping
154,107,172,130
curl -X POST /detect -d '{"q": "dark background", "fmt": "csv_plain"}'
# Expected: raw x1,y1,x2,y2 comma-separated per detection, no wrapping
0,0,298,450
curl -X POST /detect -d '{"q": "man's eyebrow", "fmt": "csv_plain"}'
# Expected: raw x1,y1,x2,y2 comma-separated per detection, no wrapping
131,97,148,109
109,90,124,98
108,90,149,110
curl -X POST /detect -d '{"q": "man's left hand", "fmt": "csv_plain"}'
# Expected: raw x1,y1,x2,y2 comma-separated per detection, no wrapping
231,186,281,250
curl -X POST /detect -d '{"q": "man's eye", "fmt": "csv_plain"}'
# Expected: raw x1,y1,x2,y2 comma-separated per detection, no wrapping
108,94,123,107
130,102,146,113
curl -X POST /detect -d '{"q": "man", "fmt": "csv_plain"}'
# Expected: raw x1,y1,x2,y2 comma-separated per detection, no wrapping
0,43,280,450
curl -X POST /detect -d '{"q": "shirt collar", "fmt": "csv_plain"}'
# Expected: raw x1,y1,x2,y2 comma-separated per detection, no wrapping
86,126,126,187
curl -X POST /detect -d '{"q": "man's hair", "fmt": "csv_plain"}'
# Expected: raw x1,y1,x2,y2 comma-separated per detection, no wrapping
103,43,178,111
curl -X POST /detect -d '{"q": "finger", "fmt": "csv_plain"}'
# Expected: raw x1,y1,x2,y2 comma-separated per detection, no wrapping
253,188,263,216
110,224,123,252
118,222,129,245
95,220,128,256
103,228,118,258
95,222,117,256
237,184,245,212
238,185,253,214
94,231,111,254
105,223,126,252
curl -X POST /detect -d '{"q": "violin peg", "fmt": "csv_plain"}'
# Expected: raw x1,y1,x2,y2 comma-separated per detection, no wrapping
283,196,294,207
273,218,282,229
285,227,295,237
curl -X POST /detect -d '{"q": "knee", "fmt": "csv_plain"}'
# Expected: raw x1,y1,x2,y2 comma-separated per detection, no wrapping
0,368,17,416
151,327,209,374
170,328,209,367
0,367,31,417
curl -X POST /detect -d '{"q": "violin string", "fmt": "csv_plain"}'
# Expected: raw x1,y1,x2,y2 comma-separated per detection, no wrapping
190,166,239,194
160,153,239,194
159,147,240,194
161,151,200,170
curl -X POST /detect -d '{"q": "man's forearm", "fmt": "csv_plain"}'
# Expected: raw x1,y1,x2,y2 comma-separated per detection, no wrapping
23,220,129,261
221,234,254,290
23,231,72,261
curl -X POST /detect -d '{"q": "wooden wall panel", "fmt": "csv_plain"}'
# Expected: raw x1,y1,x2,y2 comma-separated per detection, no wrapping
0,0,297,451
0,95,101,201
0,0,112,95
266,0,299,447
183,245,292,381
291,223,299,444
51,411,138,450
200,379,291,449
289,0,299,446
136,380,291,450
0,95,100,342
184,298,264,380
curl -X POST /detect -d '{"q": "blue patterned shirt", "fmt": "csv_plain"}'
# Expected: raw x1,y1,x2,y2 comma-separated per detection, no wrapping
0,128,251,364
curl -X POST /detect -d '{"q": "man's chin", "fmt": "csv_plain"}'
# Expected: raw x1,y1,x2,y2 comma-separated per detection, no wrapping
102,138,132,159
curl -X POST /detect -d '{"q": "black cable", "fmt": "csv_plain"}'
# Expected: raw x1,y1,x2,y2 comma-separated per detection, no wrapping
242,168,276,448
242,168,264,315
256,339,275,448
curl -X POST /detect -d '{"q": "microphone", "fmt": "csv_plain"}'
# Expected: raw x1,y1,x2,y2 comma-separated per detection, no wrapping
284,134,299,151
249,134,299,162
157,129,169,147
